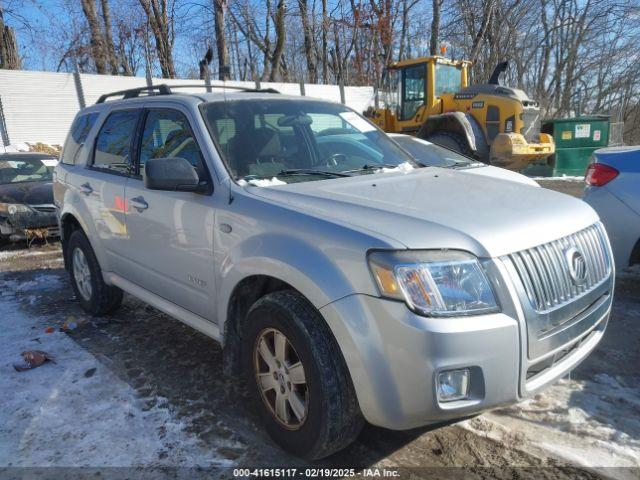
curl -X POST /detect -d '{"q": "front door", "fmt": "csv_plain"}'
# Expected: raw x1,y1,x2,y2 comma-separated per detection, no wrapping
123,106,216,319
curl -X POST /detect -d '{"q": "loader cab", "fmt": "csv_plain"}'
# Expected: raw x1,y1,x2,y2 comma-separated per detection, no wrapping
376,57,469,132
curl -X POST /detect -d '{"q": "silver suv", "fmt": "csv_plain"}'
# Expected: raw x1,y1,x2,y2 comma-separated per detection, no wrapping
54,85,614,459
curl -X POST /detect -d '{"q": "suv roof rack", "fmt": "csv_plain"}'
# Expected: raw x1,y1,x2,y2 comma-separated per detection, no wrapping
95,83,280,104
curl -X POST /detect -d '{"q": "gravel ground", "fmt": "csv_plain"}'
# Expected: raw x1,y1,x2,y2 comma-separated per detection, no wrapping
0,179,637,479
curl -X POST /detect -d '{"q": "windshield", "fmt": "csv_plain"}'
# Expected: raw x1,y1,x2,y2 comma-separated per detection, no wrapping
392,136,479,168
201,99,416,183
0,156,57,184
434,63,462,97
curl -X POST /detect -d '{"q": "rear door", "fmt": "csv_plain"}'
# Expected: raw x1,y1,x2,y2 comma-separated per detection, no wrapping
76,109,140,274
122,104,216,319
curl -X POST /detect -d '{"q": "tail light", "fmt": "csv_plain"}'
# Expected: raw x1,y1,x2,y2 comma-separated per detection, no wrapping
585,163,619,186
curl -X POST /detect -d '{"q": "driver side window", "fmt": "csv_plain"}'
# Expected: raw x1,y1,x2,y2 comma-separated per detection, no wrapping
139,109,206,178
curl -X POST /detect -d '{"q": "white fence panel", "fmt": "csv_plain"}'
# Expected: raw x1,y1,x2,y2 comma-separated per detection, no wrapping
0,69,377,147
0,70,80,146
80,73,148,105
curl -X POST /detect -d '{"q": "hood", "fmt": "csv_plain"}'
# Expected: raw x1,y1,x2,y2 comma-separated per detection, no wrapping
0,181,54,206
245,168,598,258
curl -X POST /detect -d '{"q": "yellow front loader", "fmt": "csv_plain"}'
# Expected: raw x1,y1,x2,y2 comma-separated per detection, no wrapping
364,56,554,171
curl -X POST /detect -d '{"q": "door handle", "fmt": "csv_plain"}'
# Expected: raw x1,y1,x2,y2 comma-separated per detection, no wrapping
130,196,149,212
79,182,93,195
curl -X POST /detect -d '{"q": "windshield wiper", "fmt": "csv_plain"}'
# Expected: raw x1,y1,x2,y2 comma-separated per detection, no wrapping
242,169,351,181
341,163,414,174
277,169,351,177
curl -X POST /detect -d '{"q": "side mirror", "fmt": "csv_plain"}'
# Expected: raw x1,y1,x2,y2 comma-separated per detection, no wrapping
144,157,206,192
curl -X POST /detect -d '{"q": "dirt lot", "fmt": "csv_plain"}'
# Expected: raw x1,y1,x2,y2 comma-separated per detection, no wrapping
0,179,638,479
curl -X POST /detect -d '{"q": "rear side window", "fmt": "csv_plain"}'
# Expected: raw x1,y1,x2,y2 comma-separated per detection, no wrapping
61,112,99,165
92,110,139,174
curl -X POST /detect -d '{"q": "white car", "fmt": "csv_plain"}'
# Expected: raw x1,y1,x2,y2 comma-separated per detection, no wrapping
390,134,540,187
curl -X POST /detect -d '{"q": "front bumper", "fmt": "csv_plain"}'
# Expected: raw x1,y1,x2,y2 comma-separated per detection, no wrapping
320,259,612,430
0,208,59,241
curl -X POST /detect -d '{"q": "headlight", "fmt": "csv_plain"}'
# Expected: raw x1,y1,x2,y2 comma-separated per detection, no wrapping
368,250,499,316
0,203,32,215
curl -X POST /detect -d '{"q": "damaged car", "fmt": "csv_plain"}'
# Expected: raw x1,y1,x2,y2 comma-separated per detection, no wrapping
0,152,59,245
56,87,614,459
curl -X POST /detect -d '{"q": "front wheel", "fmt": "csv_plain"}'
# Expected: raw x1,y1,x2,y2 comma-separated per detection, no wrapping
243,291,363,459
67,230,123,316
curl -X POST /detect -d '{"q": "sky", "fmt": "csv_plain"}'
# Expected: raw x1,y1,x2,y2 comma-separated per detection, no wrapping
4,0,201,76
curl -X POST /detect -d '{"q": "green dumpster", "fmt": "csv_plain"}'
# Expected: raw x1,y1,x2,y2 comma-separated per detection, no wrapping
524,116,611,177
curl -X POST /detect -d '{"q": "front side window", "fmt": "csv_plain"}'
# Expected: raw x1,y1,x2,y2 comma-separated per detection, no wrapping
138,109,207,178
93,110,139,174
434,63,462,97
201,99,416,183
401,64,426,120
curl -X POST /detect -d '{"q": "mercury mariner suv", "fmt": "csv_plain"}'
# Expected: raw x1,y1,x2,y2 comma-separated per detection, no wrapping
54,85,614,459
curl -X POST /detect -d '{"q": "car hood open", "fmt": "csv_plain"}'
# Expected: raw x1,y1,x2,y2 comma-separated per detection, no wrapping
245,167,598,258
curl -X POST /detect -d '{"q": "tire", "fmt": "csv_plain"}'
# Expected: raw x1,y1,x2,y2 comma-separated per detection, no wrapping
67,229,123,316
425,132,475,159
242,290,364,459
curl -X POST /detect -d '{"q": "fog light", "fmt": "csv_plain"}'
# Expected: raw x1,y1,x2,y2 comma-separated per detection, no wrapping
437,369,470,402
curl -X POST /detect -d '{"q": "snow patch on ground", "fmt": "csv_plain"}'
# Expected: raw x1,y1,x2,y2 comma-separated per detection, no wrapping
0,249,58,261
0,273,232,467
480,376,640,472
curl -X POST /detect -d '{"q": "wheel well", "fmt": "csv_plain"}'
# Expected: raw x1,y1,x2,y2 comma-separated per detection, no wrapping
60,214,82,270
222,275,295,376
417,112,475,149
629,238,640,266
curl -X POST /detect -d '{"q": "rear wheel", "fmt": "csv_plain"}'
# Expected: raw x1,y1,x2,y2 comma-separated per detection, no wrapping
243,290,363,459
425,132,475,159
67,230,123,316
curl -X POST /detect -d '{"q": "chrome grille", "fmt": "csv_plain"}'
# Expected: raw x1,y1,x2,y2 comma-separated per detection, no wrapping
507,223,611,312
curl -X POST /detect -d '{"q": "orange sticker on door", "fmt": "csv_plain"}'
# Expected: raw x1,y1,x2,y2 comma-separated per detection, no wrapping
561,131,572,140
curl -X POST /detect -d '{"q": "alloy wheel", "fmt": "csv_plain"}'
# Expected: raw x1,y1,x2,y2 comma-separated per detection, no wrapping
72,247,92,301
253,328,309,430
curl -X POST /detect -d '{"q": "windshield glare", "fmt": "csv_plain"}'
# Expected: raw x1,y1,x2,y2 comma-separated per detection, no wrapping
392,136,475,168
201,99,416,183
0,157,56,184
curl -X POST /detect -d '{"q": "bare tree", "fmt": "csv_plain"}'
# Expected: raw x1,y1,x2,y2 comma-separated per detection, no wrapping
138,0,176,78
80,0,107,73
429,0,441,55
213,0,230,80
298,0,318,82
99,0,119,74
0,8,20,69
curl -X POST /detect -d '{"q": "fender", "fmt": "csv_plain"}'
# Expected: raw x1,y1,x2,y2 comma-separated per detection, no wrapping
216,231,380,338
417,112,488,157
